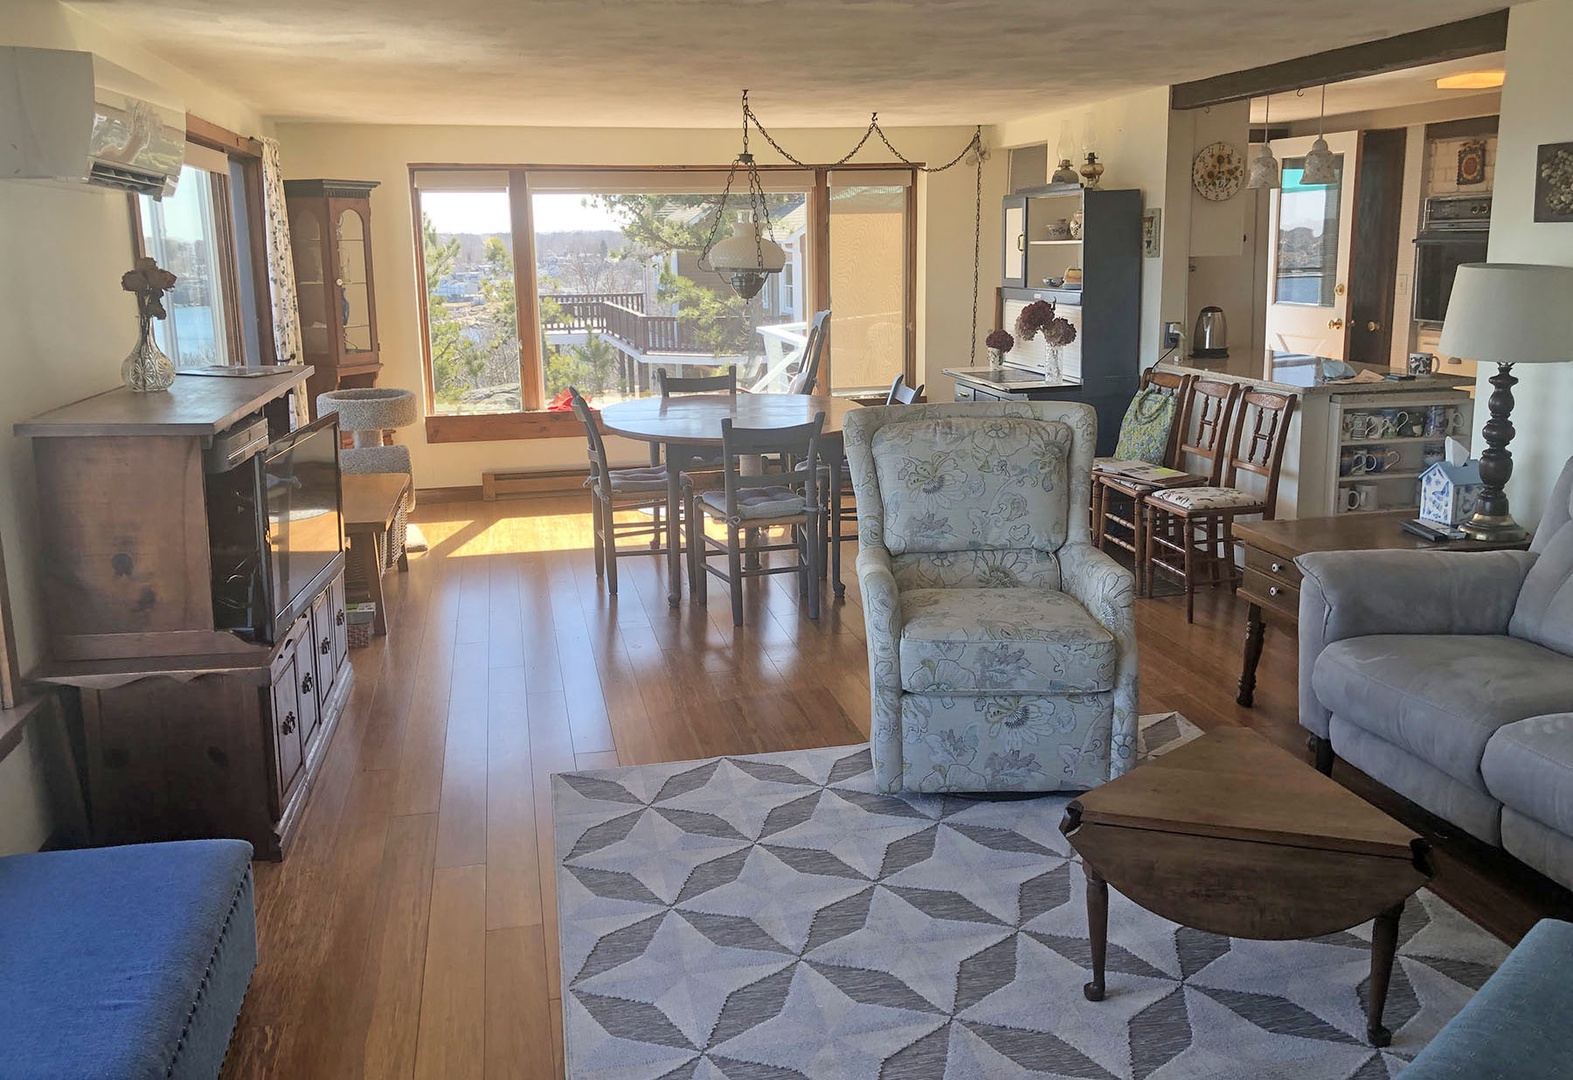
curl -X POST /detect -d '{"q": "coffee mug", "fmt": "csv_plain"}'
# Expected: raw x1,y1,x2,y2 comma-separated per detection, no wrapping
1339,448,1357,477
1422,444,1445,468
1346,413,1388,439
1343,484,1376,511
1425,406,1461,437
1382,409,1412,437
1409,353,1437,376
1372,448,1402,473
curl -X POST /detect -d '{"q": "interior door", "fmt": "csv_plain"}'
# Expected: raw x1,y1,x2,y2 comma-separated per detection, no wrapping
1264,132,1361,360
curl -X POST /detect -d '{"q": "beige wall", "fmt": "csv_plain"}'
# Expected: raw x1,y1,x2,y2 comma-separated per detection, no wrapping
0,0,265,854
1476,0,1573,528
275,122,1004,486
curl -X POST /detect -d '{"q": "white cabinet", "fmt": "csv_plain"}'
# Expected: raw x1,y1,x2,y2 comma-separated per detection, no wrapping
1325,391,1473,516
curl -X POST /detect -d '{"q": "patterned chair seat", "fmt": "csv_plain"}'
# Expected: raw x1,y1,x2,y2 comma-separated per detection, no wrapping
602,466,669,494
699,485,807,520
1149,485,1263,512
898,588,1117,694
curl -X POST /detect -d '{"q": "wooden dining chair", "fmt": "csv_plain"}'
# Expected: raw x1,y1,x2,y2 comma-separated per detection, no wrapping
885,373,924,405
569,387,669,596
788,310,831,394
649,365,737,467
1142,387,1297,621
824,375,925,597
684,413,826,625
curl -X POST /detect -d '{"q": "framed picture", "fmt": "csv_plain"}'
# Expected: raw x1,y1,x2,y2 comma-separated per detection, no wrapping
1534,141,1573,222
1456,141,1487,186
1142,207,1162,258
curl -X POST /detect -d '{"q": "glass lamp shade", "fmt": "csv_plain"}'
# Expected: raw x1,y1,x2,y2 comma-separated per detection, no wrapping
708,209,785,270
1301,137,1339,185
1246,146,1280,190
1438,263,1573,364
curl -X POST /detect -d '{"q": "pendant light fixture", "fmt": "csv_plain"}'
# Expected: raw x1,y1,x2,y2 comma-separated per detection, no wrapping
1247,94,1280,190
1301,83,1340,186
699,91,788,300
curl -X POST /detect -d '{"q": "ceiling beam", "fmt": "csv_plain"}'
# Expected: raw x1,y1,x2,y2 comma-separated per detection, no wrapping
1170,10,1509,111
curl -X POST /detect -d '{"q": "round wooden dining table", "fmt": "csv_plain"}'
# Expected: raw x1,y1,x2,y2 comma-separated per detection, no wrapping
598,393,861,604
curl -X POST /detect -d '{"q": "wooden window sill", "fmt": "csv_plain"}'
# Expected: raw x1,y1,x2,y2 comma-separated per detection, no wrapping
425,411,587,443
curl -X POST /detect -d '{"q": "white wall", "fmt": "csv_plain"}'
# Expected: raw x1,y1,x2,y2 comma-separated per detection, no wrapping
1477,0,1573,528
275,122,1005,487
0,0,265,853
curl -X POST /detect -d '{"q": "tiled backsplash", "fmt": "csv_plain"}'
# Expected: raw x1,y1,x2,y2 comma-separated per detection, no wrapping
1425,135,1497,197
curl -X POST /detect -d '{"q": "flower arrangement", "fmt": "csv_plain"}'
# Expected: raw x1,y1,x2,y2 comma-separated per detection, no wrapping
121,257,178,322
984,328,1015,352
1014,298,1078,348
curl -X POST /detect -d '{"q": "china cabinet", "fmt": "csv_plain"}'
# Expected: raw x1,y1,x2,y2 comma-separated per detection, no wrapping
284,179,382,413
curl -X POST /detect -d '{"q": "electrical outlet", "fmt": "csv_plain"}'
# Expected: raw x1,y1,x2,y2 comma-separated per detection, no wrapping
1163,322,1184,349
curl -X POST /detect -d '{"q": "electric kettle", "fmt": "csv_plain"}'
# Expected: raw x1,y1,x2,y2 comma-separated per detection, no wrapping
1192,306,1229,359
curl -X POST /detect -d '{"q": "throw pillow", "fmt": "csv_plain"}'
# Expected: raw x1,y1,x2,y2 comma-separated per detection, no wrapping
1113,387,1177,464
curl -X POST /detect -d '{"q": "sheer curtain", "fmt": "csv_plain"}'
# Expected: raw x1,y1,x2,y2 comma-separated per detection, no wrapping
261,136,309,425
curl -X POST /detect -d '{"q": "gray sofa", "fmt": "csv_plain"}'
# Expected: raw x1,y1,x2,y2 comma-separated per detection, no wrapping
1298,458,1573,891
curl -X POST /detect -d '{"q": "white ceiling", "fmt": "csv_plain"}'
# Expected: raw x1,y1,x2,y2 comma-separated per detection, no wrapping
1249,52,1506,123
71,0,1505,128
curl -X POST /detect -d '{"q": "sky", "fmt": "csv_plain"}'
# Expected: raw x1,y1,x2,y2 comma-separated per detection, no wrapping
420,191,627,235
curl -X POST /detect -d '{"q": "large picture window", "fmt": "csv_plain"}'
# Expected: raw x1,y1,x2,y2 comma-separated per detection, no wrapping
412,165,915,432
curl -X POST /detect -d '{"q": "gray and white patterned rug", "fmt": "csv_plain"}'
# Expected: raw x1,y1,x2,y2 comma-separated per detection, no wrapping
553,716,1508,1079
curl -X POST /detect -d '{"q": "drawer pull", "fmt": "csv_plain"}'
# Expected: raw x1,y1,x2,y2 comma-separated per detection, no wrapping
1269,585,1284,598
336,610,346,626
301,672,313,695
281,711,296,735
1270,562,1284,574
321,637,332,655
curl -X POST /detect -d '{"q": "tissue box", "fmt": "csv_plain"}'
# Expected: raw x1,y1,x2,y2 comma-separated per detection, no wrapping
1418,460,1484,526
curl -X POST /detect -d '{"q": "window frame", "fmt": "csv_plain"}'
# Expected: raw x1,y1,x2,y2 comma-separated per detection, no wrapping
409,162,917,442
128,115,276,368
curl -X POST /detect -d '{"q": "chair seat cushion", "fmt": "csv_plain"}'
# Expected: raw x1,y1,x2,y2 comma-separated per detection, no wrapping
605,466,669,494
0,839,257,1080
1149,485,1262,512
898,587,1116,694
700,485,806,520
1313,635,1573,792
1482,714,1573,836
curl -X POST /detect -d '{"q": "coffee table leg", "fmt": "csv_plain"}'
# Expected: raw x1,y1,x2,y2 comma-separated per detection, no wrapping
1366,901,1404,1047
1084,865,1109,1002
1236,602,1265,707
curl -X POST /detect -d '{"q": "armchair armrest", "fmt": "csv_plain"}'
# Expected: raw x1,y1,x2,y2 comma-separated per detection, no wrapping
1297,548,1536,738
856,545,906,791
1058,543,1139,776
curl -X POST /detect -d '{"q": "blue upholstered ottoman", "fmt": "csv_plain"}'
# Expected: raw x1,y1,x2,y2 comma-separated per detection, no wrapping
1403,918,1573,1078
0,840,257,1080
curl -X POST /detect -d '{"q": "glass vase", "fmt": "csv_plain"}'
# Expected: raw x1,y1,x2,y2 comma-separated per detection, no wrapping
1046,345,1064,383
121,314,175,392
987,347,1004,368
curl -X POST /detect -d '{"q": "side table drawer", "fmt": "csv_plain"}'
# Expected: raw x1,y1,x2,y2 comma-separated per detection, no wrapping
1242,567,1299,621
1243,545,1303,588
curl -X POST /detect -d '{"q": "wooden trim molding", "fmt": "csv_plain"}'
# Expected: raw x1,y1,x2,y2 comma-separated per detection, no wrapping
1170,11,1510,110
510,169,545,413
184,113,263,159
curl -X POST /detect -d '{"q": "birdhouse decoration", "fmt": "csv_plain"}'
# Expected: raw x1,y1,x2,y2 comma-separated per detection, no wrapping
1419,459,1484,526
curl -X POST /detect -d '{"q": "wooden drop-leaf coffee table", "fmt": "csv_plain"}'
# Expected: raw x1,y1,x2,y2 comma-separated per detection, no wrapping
1060,726,1431,1047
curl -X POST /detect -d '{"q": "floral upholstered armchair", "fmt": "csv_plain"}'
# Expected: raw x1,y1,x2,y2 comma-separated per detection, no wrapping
843,401,1138,793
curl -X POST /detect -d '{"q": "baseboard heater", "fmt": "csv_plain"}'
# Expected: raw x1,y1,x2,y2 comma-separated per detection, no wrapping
481,467,589,501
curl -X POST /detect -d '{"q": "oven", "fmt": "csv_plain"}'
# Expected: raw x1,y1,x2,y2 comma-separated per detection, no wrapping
1412,195,1490,325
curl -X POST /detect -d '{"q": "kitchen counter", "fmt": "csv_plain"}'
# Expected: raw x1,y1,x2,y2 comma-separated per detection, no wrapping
943,365,1082,395
1159,353,1474,396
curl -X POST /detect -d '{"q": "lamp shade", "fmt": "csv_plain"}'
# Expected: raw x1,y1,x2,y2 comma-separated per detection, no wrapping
707,211,786,275
1301,137,1339,186
1438,263,1573,364
1246,146,1279,190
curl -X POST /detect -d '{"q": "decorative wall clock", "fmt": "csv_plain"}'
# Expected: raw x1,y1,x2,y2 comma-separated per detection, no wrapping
1192,141,1245,202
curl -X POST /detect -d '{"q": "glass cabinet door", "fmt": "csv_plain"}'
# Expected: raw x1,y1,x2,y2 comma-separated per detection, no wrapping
290,209,329,359
1002,197,1027,287
335,209,374,353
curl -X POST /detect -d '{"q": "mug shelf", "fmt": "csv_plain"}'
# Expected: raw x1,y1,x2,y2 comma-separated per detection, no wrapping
1340,435,1453,447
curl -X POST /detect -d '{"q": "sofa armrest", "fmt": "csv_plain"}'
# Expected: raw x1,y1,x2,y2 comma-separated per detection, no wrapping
856,546,902,693
1297,549,1535,739
1058,543,1139,776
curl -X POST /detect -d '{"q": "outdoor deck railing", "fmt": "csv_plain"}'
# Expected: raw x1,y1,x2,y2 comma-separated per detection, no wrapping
539,292,726,355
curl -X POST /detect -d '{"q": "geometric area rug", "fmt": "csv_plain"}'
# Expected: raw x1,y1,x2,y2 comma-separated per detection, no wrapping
553,716,1509,1079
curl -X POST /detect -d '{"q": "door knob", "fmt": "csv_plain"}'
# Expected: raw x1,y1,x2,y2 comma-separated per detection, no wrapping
1367,321,1381,332
1328,318,1344,330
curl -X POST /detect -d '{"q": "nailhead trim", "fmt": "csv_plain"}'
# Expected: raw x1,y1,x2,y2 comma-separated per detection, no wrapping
165,866,255,1079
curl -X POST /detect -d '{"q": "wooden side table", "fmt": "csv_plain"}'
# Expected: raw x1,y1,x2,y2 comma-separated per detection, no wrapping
341,472,412,636
1234,510,1529,710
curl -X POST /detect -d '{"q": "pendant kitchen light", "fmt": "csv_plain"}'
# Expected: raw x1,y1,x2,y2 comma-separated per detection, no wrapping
1302,83,1340,186
1247,94,1280,190
699,91,788,300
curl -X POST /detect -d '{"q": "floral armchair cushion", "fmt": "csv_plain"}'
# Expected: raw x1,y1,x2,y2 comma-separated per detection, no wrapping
898,588,1116,694
869,416,1071,555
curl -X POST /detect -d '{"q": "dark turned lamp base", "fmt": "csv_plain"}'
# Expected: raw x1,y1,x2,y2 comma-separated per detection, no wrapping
1462,361,1529,543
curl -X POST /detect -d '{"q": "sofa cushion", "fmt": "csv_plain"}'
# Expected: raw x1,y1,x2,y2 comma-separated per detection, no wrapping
1482,713,1573,837
1330,717,1502,844
871,416,1070,555
1312,634,1573,792
1400,918,1573,1080
898,587,1115,694
1510,523,1573,655
0,839,257,1080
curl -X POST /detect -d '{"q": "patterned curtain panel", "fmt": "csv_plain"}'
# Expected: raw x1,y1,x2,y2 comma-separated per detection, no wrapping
261,137,309,425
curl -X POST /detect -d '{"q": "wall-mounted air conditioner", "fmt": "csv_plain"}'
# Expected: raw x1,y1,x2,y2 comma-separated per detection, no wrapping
0,46,185,199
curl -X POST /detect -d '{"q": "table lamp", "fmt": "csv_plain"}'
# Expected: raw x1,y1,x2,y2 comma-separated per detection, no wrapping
1438,263,1573,541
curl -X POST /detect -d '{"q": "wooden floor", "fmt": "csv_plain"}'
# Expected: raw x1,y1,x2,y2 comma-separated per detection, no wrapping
222,495,1570,1079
